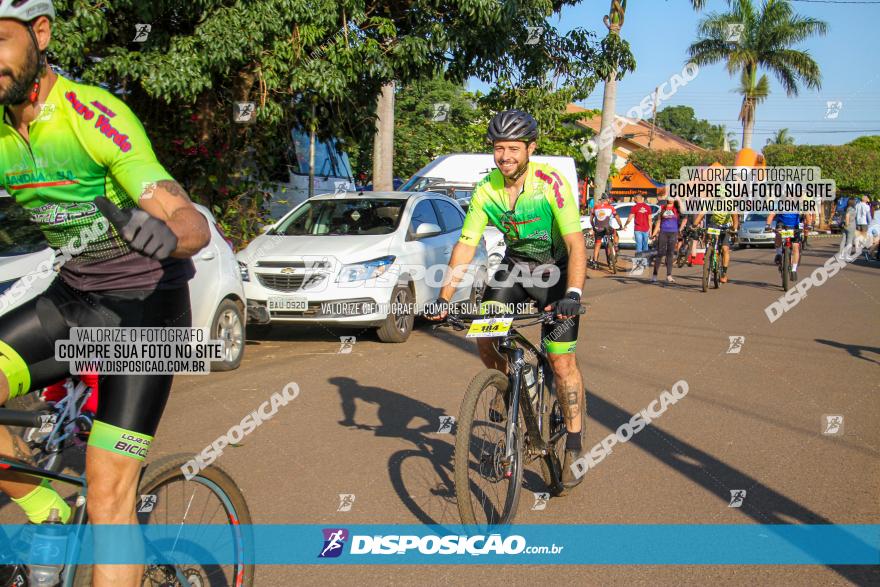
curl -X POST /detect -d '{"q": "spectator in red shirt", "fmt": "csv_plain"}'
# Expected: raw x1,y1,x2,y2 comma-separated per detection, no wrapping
624,194,653,257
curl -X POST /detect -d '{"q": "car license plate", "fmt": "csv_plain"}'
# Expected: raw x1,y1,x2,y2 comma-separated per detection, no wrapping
707,227,721,235
779,229,794,238
466,318,513,338
268,296,308,312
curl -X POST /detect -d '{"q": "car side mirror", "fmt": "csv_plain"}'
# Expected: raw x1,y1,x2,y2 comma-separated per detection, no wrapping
414,223,442,239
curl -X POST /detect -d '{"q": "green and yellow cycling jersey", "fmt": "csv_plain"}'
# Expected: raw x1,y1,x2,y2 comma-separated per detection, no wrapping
0,74,192,290
459,161,582,265
709,211,734,225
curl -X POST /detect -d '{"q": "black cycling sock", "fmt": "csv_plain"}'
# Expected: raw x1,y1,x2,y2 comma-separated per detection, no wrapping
565,432,582,452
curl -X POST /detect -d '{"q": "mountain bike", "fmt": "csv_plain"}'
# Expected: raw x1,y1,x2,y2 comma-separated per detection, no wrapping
438,308,587,526
768,224,801,291
0,379,254,587
599,228,618,274
675,226,703,268
701,226,733,292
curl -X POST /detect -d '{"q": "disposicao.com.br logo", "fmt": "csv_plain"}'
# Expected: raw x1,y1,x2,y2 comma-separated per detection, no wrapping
318,529,563,558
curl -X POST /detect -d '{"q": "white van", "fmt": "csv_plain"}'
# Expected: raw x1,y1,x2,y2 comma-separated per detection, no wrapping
265,129,356,219
401,153,579,194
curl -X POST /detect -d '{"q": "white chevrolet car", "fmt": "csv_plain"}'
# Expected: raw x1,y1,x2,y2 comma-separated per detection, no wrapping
237,191,489,343
0,196,247,371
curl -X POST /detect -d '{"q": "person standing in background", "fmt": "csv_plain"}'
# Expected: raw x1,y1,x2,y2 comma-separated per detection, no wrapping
624,194,653,261
855,195,872,246
844,199,858,255
651,198,683,284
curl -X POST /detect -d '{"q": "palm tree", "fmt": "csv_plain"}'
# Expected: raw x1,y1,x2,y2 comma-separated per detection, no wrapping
766,127,794,146
687,0,826,149
593,0,714,198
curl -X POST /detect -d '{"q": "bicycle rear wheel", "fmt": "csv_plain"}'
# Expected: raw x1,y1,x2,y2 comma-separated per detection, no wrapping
606,241,617,274
538,381,565,496
454,369,523,526
675,238,689,268
782,247,792,291
73,454,254,587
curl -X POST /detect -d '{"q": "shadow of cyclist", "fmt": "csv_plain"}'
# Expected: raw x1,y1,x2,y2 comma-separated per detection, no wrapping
328,376,459,524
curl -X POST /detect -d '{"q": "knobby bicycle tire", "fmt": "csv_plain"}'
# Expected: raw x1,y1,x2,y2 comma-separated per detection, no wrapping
454,369,523,525
702,247,712,292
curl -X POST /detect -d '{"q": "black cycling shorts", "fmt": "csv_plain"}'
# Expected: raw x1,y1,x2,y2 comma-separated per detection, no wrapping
481,260,580,354
593,226,615,240
0,277,191,460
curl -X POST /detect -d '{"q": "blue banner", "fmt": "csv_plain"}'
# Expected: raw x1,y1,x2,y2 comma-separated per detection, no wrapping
0,524,877,565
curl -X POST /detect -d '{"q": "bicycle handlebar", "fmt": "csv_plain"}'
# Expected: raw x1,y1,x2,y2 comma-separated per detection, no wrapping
0,408,49,428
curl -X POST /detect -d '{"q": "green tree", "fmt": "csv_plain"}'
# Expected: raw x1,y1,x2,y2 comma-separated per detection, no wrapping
766,128,794,146
379,76,599,181
593,0,726,197
50,0,617,243
849,135,880,152
687,0,826,148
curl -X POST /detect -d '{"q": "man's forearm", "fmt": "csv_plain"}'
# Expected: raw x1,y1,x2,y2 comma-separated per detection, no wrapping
167,207,210,258
566,238,587,292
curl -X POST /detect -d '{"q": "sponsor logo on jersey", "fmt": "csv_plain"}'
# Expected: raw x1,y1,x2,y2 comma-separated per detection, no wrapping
534,169,565,209
91,100,117,118
28,201,99,225
65,91,133,152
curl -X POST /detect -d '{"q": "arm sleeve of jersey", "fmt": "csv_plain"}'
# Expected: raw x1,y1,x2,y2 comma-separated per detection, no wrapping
77,91,173,203
548,173,582,236
459,193,488,246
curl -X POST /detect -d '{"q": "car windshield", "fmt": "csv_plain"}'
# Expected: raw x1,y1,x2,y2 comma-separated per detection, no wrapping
744,213,770,223
0,197,49,256
400,176,444,192
275,198,405,236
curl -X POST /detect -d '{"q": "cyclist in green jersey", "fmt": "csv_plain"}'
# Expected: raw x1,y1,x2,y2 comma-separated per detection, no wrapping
426,110,589,490
694,207,739,283
0,3,210,585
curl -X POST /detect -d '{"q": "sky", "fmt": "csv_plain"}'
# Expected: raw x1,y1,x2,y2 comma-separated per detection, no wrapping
470,0,880,147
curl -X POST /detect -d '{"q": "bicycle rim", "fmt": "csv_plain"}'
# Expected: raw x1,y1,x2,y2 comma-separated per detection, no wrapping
454,370,523,526
138,455,253,587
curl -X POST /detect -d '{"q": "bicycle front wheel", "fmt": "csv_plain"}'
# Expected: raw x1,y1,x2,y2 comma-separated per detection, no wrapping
75,454,254,587
454,369,524,526
702,248,712,292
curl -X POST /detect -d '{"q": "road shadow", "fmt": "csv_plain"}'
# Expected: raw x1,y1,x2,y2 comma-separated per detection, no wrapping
815,339,880,366
328,376,458,525
586,390,878,584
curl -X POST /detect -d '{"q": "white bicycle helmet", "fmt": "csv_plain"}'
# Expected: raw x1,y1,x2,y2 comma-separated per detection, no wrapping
0,0,55,22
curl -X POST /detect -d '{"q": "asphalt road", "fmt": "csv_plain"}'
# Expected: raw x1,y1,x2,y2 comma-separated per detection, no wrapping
4,235,879,585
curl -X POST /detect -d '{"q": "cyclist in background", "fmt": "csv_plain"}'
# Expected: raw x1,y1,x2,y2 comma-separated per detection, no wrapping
589,195,623,270
0,3,210,585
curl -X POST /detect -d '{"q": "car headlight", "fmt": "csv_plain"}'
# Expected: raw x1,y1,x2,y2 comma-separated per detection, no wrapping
336,256,396,283
238,261,250,282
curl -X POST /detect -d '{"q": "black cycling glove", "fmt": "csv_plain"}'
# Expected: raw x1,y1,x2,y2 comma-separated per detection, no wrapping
95,196,179,260
551,291,581,318
424,297,450,320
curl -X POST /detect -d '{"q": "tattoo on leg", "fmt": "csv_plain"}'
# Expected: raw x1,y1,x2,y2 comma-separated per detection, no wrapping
559,382,580,420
